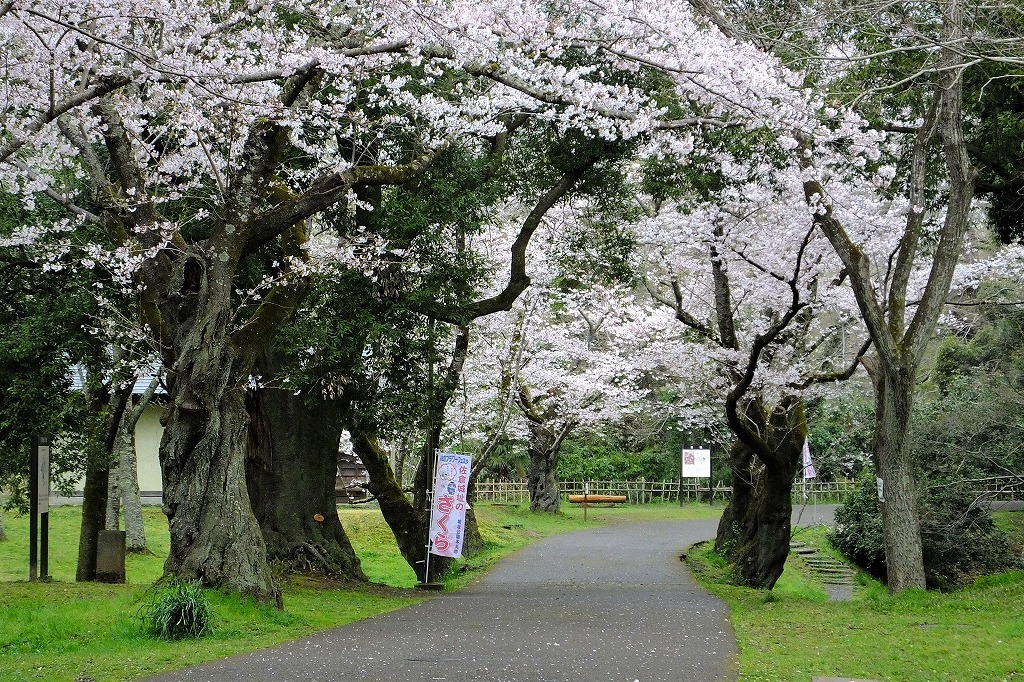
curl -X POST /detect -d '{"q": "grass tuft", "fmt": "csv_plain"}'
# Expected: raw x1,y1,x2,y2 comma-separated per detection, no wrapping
140,579,212,640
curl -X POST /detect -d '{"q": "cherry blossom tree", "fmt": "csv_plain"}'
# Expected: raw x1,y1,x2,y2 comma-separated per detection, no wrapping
632,139,890,585
1,0,856,597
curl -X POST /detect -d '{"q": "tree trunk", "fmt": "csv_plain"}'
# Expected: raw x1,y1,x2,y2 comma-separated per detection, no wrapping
715,439,756,559
161,371,279,603
105,442,122,532
352,431,451,582
732,461,799,589
77,454,111,582
719,397,805,589
119,427,148,553
107,383,155,552
78,382,130,582
245,385,364,580
155,251,280,604
526,422,560,513
868,360,926,591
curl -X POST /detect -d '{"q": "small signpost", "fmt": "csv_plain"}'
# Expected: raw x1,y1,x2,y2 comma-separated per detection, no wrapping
583,481,590,522
682,446,712,504
29,435,51,581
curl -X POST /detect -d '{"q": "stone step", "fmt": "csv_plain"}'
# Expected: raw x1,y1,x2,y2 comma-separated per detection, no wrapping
806,561,848,569
793,547,818,555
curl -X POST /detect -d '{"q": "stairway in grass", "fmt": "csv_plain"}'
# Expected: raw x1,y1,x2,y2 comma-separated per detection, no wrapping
789,539,856,601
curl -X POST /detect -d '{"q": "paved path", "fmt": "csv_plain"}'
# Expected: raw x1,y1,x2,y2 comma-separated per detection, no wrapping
144,518,736,682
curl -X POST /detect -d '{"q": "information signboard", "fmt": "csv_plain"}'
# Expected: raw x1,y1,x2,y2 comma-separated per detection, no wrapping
681,448,711,478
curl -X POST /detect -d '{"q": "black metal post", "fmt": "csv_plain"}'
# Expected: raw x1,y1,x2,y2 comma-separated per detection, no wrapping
29,436,38,580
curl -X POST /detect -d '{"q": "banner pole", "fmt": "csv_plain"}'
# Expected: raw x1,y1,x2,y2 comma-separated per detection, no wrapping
423,448,438,584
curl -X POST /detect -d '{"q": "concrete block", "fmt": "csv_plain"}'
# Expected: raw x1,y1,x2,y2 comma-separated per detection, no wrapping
96,529,126,583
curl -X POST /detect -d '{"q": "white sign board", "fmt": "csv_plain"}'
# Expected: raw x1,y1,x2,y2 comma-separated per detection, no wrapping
428,452,472,558
682,448,711,478
37,445,50,513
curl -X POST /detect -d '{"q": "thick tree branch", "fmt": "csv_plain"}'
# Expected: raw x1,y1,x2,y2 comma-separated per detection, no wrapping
904,13,978,364
417,156,598,325
246,145,448,250
887,95,939,343
790,337,873,389
0,74,131,164
644,277,718,343
800,167,895,361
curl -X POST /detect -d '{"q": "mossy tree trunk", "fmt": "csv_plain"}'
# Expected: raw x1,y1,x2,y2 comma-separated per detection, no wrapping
154,248,282,604
729,399,804,588
525,422,561,513
517,385,576,514
714,422,759,557
864,358,926,590
77,367,130,582
352,431,451,582
245,382,364,580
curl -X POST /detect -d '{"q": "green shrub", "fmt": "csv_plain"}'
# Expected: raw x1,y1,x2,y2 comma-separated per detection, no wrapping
140,579,212,639
828,474,886,580
830,474,1019,590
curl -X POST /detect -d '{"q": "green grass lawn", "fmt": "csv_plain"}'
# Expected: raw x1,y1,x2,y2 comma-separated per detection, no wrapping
0,499,718,681
12,500,1017,682
689,511,1024,682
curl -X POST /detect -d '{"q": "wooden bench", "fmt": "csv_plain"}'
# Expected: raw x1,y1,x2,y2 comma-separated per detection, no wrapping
568,494,627,505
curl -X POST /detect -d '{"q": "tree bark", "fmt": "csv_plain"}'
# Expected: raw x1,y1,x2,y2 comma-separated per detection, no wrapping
526,421,561,513
245,385,364,580
156,251,280,604
865,358,926,590
732,457,799,588
106,399,149,552
77,379,130,582
107,378,159,551
715,438,756,558
119,428,148,553
729,400,804,588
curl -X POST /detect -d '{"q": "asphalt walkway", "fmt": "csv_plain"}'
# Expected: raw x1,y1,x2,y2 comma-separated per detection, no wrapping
143,517,737,682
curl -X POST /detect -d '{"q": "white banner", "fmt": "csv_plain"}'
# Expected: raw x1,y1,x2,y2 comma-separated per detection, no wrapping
802,440,816,480
681,448,711,478
429,452,472,558
37,444,50,513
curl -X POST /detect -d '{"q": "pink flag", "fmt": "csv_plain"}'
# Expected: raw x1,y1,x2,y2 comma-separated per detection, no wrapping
802,440,816,479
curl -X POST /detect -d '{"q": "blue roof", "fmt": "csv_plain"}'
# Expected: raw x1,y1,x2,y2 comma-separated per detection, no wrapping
68,367,165,395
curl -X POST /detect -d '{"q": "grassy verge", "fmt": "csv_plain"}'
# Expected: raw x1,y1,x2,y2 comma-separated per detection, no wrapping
687,516,1024,682
0,500,718,681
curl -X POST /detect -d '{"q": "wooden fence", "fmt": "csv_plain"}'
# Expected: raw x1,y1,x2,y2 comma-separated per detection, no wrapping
968,476,1024,501
474,476,1024,505
473,479,857,505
